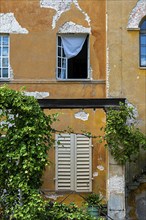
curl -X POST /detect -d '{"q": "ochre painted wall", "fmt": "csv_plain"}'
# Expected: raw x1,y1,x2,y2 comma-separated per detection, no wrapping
41,108,107,204
0,0,107,205
0,0,106,99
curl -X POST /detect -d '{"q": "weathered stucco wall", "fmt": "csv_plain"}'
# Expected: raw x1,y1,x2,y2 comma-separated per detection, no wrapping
107,0,146,133
107,0,146,219
0,0,107,206
42,108,107,204
0,0,106,99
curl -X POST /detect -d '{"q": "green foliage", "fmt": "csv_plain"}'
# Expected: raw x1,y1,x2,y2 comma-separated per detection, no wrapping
46,202,94,220
84,193,103,207
0,86,56,219
104,103,146,164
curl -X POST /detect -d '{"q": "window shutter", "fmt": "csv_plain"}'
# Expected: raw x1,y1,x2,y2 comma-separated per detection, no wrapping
55,134,73,191
55,134,92,192
75,135,92,192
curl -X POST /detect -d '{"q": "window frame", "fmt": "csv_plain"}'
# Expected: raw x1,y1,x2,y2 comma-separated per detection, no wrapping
55,133,92,192
0,34,10,80
56,34,90,81
139,18,146,68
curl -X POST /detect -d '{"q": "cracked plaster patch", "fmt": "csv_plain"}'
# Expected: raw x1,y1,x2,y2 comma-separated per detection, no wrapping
40,0,91,29
93,172,98,177
58,21,91,33
24,91,49,99
74,111,89,121
127,0,146,30
0,13,28,34
108,175,125,194
97,165,104,171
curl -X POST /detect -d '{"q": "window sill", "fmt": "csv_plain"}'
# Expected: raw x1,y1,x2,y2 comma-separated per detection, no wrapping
139,67,146,70
56,78,92,82
0,79,11,82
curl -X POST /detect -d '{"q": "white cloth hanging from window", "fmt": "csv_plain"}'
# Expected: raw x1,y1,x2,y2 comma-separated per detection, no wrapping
61,34,87,59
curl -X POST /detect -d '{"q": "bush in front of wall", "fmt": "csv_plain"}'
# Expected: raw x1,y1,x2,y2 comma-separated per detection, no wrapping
0,86,56,219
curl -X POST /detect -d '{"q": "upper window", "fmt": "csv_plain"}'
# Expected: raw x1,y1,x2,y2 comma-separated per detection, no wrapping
55,134,92,192
57,34,89,80
139,19,146,67
0,35,10,79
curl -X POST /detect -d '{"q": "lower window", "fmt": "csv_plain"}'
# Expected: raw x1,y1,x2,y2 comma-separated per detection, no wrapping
55,134,92,192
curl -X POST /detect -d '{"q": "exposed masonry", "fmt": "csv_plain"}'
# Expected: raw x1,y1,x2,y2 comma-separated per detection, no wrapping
74,111,89,121
126,100,144,127
108,175,125,194
40,0,91,29
58,21,91,33
24,92,49,99
97,165,104,171
0,13,28,34
93,172,98,177
127,0,146,30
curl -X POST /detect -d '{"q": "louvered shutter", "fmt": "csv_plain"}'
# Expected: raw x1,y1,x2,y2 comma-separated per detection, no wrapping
55,134,92,192
55,134,73,191
75,135,92,192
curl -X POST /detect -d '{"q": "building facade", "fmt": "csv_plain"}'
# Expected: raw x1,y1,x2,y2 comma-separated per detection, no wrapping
1,0,145,219
107,0,146,219
0,0,109,210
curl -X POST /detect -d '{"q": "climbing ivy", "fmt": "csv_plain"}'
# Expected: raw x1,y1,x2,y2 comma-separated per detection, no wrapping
0,85,56,219
104,103,146,164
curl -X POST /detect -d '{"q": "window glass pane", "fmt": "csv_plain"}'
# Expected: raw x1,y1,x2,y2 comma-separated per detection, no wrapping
2,36,8,45
58,46,61,56
141,57,146,66
2,58,8,67
58,58,61,67
58,36,61,46
141,46,146,55
0,37,1,45
0,68,1,77
62,58,66,67
2,68,8,77
140,20,146,30
140,35,146,45
58,68,61,76
2,47,8,56
62,48,65,57
0,48,1,56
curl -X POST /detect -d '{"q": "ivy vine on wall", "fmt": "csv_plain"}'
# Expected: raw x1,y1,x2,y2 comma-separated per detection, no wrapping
0,86,145,219
0,86,57,219
104,103,146,164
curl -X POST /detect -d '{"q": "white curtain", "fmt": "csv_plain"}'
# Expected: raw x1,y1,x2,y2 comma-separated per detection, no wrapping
61,34,87,59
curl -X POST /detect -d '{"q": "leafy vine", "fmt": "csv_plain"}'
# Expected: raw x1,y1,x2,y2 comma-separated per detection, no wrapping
104,103,146,164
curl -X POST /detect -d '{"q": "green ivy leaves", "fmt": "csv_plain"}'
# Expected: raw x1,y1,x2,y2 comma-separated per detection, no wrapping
0,86,55,219
104,103,146,164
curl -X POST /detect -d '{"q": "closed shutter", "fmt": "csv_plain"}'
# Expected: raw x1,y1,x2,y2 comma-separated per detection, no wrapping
55,134,92,192
55,134,73,191
75,135,92,192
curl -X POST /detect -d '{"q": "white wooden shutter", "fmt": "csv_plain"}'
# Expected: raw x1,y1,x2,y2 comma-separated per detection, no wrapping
75,135,92,192
55,134,92,192
55,134,73,191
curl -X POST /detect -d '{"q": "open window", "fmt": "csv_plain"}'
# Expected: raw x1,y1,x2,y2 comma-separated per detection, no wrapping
0,34,10,79
55,134,92,192
139,18,146,67
57,34,89,80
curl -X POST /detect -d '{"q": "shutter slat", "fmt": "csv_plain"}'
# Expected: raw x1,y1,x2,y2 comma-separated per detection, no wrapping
75,135,92,192
56,134,72,191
